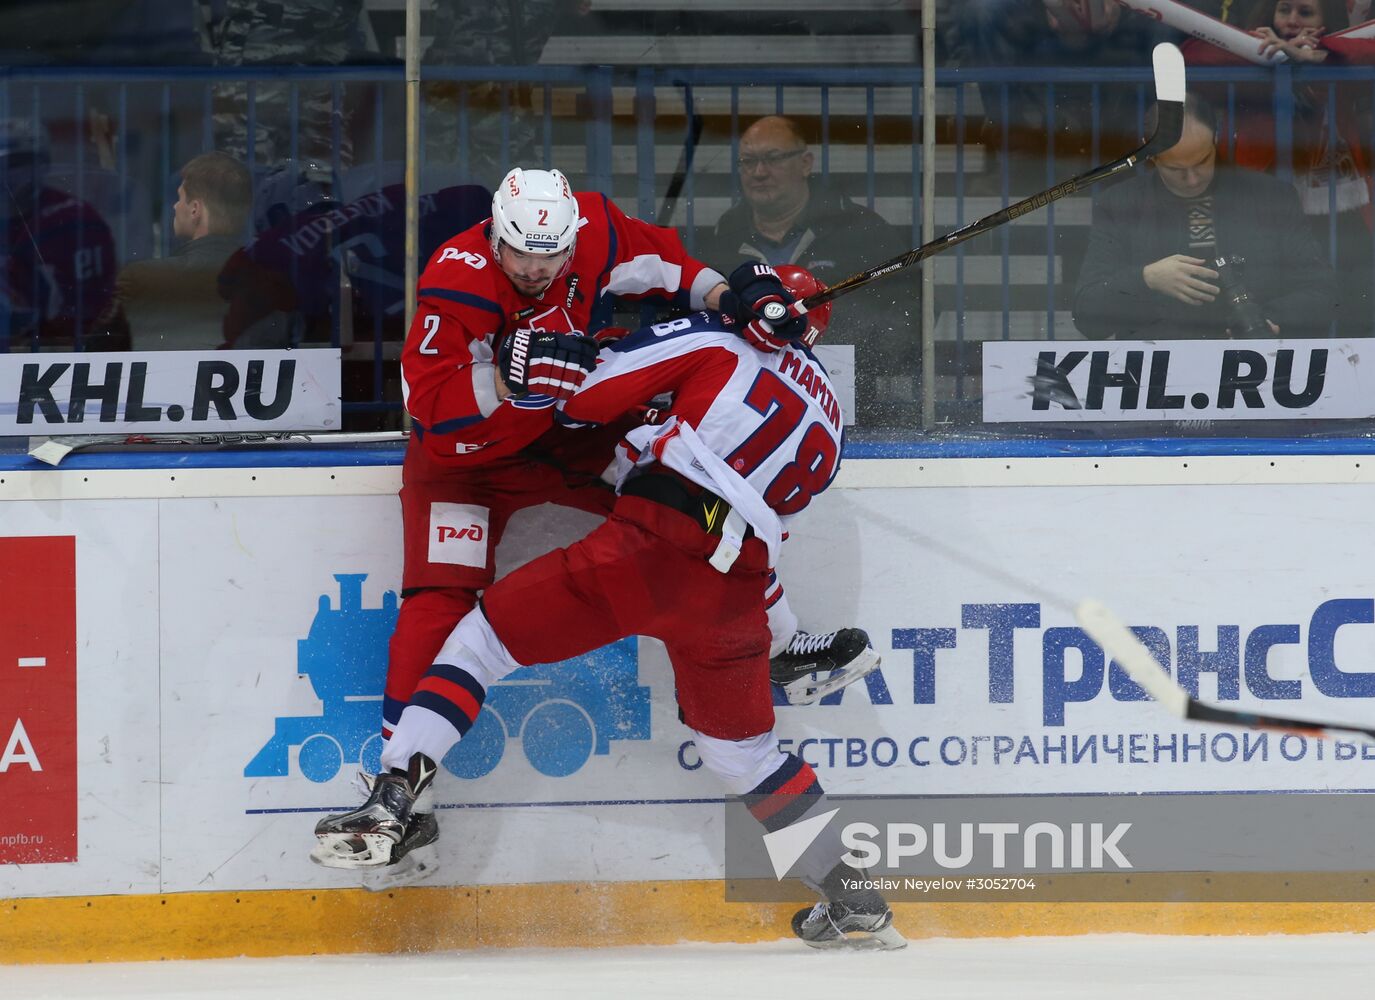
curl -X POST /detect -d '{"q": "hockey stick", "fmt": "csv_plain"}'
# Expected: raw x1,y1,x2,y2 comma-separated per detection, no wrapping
657,110,705,227
774,43,1187,320
1076,599,1375,745
28,430,406,467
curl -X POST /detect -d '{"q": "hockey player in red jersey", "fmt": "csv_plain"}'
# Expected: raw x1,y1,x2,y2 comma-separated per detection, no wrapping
317,264,904,951
387,170,869,724
361,167,879,875
383,166,729,765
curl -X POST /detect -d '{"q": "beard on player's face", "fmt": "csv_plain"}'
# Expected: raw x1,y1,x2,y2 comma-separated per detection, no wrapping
497,241,573,296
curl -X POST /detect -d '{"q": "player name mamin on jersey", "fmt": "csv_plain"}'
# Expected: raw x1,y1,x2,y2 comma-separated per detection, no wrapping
779,352,842,431
981,340,1363,422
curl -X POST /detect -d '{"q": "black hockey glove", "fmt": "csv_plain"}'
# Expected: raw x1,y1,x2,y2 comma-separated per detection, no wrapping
497,329,599,401
718,261,807,350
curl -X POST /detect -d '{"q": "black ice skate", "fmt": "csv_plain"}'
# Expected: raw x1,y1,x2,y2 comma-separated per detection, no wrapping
354,771,442,889
792,863,907,951
311,753,438,871
770,628,881,705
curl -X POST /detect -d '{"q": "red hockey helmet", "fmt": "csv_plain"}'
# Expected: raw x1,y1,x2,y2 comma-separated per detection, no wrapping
774,264,832,348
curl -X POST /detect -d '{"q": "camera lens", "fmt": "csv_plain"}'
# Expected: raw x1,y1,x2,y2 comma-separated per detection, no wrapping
1213,256,1270,338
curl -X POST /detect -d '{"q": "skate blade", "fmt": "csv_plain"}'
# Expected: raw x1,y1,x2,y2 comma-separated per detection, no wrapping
310,832,397,870
801,923,908,952
782,649,882,706
360,841,441,892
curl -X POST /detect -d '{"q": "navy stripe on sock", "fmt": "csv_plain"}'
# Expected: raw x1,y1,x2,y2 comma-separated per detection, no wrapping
760,787,823,832
742,753,824,832
410,690,478,736
409,662,488,737
750,752,804,797
429,662,487,705
383,695,407,731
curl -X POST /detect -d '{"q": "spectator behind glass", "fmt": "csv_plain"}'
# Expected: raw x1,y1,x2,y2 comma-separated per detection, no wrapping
0,117,115,352
695,115,919,429
1182,0,1375,336
1073,92,1337,339
222,167,491,350
943,0,1168,184
99,151,288,351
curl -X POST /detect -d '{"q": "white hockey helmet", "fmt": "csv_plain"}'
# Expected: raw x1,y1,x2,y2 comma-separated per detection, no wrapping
490,167,579,257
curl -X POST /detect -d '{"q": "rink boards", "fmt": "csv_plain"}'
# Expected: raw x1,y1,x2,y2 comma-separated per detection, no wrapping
4,450,1375,960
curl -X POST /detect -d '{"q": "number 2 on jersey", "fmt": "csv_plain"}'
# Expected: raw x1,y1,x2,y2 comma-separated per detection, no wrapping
418,314,441,355
725,370,838,515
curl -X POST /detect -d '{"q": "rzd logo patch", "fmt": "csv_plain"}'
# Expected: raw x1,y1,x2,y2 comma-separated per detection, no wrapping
428,503,490,568
436,524,484,544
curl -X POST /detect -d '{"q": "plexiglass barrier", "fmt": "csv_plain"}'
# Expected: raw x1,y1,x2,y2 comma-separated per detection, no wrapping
1,2,1372,449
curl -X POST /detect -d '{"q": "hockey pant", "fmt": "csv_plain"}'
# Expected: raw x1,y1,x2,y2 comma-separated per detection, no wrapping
382,425,627,738
383,572,797,740
382,432,797,741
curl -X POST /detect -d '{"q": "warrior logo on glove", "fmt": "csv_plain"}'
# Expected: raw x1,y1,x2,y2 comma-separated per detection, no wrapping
497,328,599,401
719,260,830,353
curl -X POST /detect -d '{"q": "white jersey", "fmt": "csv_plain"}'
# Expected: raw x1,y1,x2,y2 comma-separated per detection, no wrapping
559,311,844,561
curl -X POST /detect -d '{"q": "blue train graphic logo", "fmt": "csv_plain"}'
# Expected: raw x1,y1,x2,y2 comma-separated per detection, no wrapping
244,573,651,783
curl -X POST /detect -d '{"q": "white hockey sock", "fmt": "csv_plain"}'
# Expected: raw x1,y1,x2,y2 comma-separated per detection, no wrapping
380,607,523,772
766,577,799,658
692,728,844,887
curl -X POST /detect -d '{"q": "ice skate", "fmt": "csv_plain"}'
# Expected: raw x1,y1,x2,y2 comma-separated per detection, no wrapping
792,863,907,951
311,753,438,870
770,628,881,705
347,771,442,889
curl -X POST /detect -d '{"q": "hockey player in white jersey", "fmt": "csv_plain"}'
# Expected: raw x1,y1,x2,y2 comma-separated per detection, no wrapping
315,263,903,949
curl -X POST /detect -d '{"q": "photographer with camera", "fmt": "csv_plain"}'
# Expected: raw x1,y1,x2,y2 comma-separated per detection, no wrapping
1073,92,1337,340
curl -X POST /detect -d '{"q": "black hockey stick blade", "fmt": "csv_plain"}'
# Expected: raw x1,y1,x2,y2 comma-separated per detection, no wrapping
795,42,1186,314
657,114,705,227
1076,599,1375,745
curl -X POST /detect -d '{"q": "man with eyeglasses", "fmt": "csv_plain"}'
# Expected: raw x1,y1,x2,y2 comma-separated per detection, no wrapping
699,115,920,429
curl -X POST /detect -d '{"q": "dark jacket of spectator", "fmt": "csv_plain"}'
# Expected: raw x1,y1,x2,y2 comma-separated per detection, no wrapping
697,185,919,427
1073,165,1337,339
114,233,270,350
100,150,289,350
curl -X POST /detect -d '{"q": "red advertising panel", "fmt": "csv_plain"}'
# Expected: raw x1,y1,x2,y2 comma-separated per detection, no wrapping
0,536,77,864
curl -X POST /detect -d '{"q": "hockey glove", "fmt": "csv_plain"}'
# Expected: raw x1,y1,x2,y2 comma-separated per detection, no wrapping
591,325,633,346
718,261,807,351
740,315,806,353
497,328,599,401
634,391,674,426
719,261,790,322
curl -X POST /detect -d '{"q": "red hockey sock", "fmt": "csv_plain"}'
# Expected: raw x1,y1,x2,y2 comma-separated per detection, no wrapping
383,587,479,736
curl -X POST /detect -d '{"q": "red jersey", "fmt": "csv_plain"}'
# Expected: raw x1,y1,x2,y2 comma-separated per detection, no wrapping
1182,34,1375,227
4,187,115,347
400,192,723,465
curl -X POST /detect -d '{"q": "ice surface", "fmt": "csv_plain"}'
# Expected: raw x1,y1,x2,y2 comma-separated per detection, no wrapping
5,933,1371,1000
